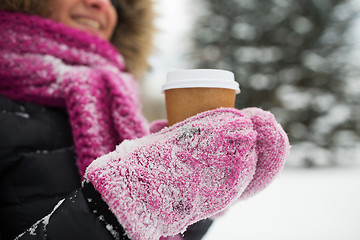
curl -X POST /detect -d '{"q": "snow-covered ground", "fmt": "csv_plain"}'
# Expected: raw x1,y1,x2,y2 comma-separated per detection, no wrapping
203,167,360,240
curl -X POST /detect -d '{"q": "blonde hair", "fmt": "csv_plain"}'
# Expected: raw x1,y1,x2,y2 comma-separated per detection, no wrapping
0,0,155,78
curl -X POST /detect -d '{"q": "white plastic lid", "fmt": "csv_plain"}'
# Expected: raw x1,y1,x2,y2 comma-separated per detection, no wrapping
162,69,240,94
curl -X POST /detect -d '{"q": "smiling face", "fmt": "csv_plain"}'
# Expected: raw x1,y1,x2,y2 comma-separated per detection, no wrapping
45,0,118,40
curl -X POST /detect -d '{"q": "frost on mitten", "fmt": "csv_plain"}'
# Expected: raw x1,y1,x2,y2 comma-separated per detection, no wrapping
239,107,290,200
85,108,259,240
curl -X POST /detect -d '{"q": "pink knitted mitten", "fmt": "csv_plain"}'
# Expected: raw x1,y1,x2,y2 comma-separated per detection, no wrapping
85,108,258,240
149,119,168,134
239,107,290,199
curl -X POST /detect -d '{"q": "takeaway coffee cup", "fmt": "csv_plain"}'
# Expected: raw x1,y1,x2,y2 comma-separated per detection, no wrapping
162,69,241,126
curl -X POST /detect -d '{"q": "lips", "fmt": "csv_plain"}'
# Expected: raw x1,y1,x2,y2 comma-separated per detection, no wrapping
74,17,102,30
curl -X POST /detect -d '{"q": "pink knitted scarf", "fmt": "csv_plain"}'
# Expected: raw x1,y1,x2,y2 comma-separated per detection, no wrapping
0,11,149,176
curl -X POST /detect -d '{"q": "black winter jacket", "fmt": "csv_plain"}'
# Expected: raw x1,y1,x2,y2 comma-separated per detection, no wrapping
0,95,81,240
0,95,213,240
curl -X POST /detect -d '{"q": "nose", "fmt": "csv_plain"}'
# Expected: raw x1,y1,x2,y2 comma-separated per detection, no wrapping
84,0,112,11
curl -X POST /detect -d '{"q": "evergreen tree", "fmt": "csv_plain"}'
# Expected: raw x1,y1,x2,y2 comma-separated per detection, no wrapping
191,0,360,167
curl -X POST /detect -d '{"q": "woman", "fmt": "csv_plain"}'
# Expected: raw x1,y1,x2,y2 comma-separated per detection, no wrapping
0,0,290,240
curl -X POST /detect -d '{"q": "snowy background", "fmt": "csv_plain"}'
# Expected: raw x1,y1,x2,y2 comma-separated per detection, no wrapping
203,167,360,240
142,0,360,239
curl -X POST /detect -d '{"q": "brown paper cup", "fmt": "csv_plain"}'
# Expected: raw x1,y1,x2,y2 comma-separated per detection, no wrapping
163,69,240,126
165,87,236,126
